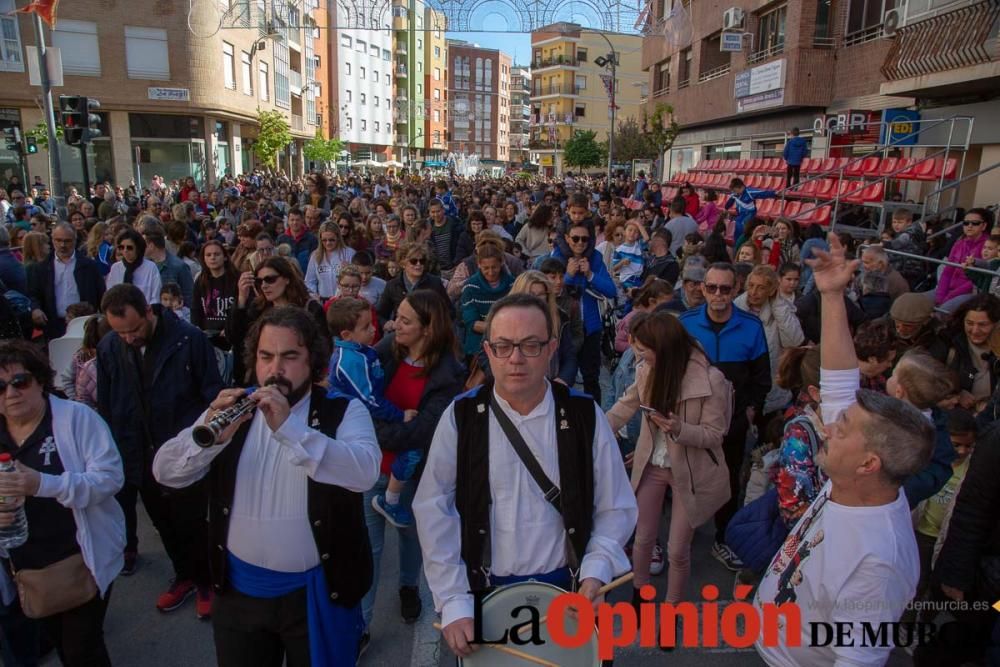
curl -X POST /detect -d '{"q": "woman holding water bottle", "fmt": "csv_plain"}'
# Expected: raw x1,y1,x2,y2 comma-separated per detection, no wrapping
0,340,126,666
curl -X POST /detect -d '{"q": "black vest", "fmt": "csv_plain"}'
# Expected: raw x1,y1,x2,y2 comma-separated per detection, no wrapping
206,387,373,608
454,381,595,591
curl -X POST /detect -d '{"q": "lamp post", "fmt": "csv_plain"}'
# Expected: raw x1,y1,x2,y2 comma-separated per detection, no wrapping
592,31,617,184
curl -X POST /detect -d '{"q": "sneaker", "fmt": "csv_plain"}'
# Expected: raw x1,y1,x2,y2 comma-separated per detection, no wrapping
399,585,422,623
649,542,665,576
121,551,137,576
733,568,759,599
371,494,414,529
712,542,744,572
356,631,370,663
156,579,196,612
195,586,214,620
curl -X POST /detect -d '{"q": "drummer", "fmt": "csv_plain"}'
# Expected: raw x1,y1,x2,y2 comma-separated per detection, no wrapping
413,293,638,658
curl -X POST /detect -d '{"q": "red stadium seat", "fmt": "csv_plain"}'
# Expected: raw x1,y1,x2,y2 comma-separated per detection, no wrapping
798,203,832,227
781,201,802,219
800,157,819,174
734,159,749,173
813,178,837,200
763,157,783,173
878,158,900,178
843,181,884,204
845,156,880,178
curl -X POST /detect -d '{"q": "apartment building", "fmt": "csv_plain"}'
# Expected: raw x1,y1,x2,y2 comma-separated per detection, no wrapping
644,0,1000,206
0,0,319,191
529,23,646,176
423,14,449,166
447,41,512,164
509,65,532,166
392,0,430,167
331,11,395,162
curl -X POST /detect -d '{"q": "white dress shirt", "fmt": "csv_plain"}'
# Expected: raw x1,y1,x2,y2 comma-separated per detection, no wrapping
152,396,381,573
413,385,637,627
53,253,80,318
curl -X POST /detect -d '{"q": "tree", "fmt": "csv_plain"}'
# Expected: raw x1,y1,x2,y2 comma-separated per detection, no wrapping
26,121,62,151
302,129,343,164
645,103,681,180
253,109,292,169
601,116,657,165
563,130,605,170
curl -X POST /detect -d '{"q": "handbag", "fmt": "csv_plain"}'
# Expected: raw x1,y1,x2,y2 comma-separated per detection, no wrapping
725,487,789,575
14,553,99,619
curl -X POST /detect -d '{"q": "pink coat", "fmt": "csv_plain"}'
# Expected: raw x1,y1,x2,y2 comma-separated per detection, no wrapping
936,235,986,304
607,351,733,528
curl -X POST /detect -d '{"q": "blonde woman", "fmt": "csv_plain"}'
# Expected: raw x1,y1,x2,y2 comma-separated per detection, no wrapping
305,220,355,300
20,231,50,267
510,270,577,385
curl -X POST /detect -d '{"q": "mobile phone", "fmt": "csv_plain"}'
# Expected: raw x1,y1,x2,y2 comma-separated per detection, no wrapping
639,404,660,416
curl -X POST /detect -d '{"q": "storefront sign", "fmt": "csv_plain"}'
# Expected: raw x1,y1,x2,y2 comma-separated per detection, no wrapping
737,89,784,113
734,70,751,98
539,155,554,166
814,111,869,135
0,108,20,122
720,32,744,52
879,108,921,146
148,87,191,102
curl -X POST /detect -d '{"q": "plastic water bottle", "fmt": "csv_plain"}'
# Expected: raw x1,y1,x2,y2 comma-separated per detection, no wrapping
0,453,27,550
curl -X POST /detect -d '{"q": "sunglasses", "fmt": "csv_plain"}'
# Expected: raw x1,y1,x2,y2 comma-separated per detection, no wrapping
704,283,734,295
963,219,986,226
0,373,33,393
254,274,281,286
408,257,427,266
118,243,136,251
569,235,590,243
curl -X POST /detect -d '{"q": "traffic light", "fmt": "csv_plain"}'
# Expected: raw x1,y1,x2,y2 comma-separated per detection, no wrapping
59,95,101,146
25,136,37,154
3,127,20,152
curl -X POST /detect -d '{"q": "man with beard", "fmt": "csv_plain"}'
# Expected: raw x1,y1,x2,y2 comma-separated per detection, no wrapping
153,307,381,666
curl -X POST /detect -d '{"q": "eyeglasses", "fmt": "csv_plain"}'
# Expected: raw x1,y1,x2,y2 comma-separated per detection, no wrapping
569,235,590,244
118,243,136,251
487,339,550,358
254,274,281,286
704,283,734,295
0,373,33,393
338,282,361,292
963,219,986,226
408,257,427,266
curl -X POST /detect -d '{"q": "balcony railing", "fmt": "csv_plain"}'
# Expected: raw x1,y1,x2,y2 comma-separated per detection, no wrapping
843,26,883,47
528,139,557,149
531,83,583,96
395,44,407,55
652,86,670,98
747,42,784,65
677,77,690,89
396,63,408,76
698,63,731,83
532,56,583,68
291,114,304,131
881,0,1000,80
812,35,836,48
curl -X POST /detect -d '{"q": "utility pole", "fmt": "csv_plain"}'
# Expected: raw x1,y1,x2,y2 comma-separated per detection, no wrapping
31,12,63,201
593,31,617,184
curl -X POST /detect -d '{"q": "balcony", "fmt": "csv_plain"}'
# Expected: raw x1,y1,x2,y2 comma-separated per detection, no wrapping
528,139,557,150
291,114,304,131
289,70,302,93
698,63,731,83
396,63,408,77
531,82,582,97
395,43,408,55
532,56,583,70
747,42,784,65
881,0,1000,98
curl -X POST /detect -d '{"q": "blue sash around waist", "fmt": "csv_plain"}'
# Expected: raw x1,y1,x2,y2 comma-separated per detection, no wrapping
489,567,572,590
227,553,363,667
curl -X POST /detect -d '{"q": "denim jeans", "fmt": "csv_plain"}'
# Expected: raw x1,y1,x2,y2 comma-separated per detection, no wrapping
361,473,422,629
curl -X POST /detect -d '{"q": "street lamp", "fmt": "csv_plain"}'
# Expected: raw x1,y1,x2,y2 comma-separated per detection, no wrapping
591,31,618,184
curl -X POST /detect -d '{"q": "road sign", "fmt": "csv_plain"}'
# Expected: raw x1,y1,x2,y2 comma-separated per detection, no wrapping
721,32,744,52
26,46,63,87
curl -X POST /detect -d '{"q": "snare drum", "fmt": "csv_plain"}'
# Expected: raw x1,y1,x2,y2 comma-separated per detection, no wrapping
458,581,600,666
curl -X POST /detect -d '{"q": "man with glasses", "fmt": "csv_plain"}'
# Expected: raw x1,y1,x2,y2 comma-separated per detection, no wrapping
26,223,104,339
680,262,771,571
413,293,637,660
936,208,994,309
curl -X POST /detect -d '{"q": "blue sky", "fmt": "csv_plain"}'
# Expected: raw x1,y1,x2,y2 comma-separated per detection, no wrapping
448,31,532,65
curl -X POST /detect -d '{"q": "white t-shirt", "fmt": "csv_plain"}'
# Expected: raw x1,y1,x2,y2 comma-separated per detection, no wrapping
754,367,920,667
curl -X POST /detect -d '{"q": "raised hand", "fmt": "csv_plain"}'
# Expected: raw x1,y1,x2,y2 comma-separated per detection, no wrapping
806,233,859,295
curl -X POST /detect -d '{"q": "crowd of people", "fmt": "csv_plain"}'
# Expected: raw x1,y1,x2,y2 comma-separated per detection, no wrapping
0,165,998,666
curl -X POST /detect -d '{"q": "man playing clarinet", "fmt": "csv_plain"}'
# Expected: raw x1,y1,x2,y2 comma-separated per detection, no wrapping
413,293,637,658
153,307,381,666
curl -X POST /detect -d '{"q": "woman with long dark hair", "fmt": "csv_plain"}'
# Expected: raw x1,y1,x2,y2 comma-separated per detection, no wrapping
192,239,240,339
515,203,552,260
106,228,161,304
607,311,731,615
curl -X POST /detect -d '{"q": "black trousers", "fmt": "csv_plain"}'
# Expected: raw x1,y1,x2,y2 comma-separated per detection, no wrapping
578,330,602,404
715,414,750,543
40,585,113,667
115,455,209,584
213,587,311,667
786,164,801,188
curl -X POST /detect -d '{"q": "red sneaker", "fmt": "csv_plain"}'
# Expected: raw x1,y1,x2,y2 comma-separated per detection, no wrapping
156,579,195,612
195,586,214,620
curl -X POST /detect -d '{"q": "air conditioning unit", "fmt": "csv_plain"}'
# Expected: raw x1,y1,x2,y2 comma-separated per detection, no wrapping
883,4,907,36
722,7,745,31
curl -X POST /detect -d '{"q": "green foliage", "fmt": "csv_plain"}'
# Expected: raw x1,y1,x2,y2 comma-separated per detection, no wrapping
601,116,657,165
646,103,681,154
26,121,61,151
303,130,344,163
253,109,292,169
563,130,605,170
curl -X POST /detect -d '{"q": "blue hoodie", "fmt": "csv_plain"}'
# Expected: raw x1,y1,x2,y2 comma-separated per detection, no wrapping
327,339,404,423
549,219,617,336
782,136,809,166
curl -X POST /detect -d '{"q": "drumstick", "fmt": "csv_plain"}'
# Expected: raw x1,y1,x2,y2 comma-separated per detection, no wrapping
518,572,635,637
432,623,559,667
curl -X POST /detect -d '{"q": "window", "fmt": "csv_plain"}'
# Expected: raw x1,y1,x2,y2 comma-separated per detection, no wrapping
434,67,441,81
360,93,366,104
417,83,422,95
374,96,379,107
755,5,787,55
576,48,587,63
341,34,351,47
222,42,236,89
356,39,366,52
370,44,379,57
417,38,423,49
373,69,379,82
385,74,390,85
575,104,585,118
433,88,441,100
434,109,440,122
259,60,269,100
846,0,897,42
360,66,365,79
678,48,692,87
417,61,422,72
0,0,23,72
655,59,671,93
345,62,351,75
52,20,100,76
374,121,380,132
346,90,352,102
346,117,352,129
241,51,253,94
125,27,169,79
434,46,441,57
575,74,586,93
382,48,390,60
386,123,390,134
361,119,367,130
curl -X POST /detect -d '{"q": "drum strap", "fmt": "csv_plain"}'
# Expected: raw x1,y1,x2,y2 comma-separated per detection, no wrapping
489,396,581,591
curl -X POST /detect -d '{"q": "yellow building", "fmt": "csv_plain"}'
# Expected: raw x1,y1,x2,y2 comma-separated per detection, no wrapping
529,23,645,176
